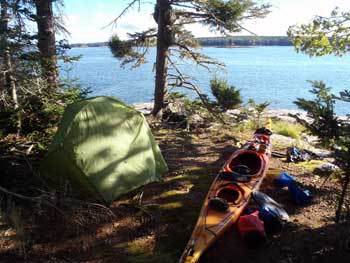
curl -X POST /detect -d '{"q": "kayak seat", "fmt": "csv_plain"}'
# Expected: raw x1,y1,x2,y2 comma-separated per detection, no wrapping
209,197,229,212
215,186,243,206
218,171,251,182
232,165,251,175
228,151,263,176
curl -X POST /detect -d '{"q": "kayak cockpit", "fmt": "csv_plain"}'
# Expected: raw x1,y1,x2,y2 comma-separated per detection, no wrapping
216,185,242,205
226,150,264,176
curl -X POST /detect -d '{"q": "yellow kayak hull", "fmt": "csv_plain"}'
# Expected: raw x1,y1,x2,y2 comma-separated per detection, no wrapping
179,131,272,263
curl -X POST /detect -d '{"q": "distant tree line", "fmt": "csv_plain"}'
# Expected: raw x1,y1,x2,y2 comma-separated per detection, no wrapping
71,36,292,48
197,36,292,46
70,42,109,48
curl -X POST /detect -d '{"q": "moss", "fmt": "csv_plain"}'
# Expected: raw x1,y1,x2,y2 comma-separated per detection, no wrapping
296,160,326,172
159,190,188,199
125,236,155,255
114,238,175,263
266,168,282,178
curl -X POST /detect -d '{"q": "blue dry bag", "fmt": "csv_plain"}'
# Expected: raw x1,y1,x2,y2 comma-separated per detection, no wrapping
275,172,313,205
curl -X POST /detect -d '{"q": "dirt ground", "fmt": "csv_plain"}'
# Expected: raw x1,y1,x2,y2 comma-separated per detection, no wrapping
1,124,350,263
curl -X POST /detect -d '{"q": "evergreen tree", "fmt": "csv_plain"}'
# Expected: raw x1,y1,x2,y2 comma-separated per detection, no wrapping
0,0,85,135
210,77,242,111
109,0,271,115
288,7,350,222
0,0,33,134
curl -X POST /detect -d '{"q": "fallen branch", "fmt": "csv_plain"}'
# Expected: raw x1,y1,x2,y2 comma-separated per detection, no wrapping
22,154,39,178
0,185,115,219
26,144,34,155
0,185,36,201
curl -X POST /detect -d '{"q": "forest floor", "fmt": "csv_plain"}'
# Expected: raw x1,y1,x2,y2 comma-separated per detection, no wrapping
1,121,350,263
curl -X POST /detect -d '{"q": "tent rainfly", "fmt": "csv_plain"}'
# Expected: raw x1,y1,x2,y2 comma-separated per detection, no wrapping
40,96,168,203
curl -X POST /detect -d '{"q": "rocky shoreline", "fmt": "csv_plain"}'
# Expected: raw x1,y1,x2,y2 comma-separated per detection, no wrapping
133,101,349,123
132,102,310,123
132,102,339,176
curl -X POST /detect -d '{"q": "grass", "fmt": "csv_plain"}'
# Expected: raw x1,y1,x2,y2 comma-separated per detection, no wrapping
273,120,305,139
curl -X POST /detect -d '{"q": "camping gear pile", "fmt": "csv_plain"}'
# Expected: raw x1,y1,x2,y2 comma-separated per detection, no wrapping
286,146,328,163
237,191,290,247
286,146,311,162
236,171,314,248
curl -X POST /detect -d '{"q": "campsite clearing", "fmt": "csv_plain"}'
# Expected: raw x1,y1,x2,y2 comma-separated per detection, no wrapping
0,121,349,263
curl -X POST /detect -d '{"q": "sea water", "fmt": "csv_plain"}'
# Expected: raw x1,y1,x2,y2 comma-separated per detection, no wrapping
62,46,350,115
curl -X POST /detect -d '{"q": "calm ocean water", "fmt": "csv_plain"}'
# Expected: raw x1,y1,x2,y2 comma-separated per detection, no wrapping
62,46,350,115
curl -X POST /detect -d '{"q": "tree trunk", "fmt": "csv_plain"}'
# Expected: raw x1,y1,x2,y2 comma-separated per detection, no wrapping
34,0,58,91
152,0,170,116
1,0,21,134
335,151,350,223
0,0,8,102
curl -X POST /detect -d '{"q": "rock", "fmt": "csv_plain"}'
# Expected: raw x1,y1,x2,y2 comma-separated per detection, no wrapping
266,109,312,123
188,113,205,129
272,134,296,146
226,109,250,122
167,100,186,115
312,149,332,158
226,109,241,115
188,113,203,123
301,134,318,145
162,99,189,128
133,102,153,114
318,162,340,172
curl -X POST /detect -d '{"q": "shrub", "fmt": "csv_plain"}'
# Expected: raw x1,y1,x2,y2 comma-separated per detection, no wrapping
246,99,270,128
210,77,242,111
293,81,340,147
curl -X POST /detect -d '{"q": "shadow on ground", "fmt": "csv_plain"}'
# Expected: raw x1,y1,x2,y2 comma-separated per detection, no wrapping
0,125,348,263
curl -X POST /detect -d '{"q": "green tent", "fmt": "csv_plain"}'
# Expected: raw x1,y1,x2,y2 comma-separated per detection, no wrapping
40,96,168,203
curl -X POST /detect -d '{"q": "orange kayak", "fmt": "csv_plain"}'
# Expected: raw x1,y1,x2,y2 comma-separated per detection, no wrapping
179,126,272,263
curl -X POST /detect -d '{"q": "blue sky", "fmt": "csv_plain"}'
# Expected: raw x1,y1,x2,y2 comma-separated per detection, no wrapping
61,0,350,43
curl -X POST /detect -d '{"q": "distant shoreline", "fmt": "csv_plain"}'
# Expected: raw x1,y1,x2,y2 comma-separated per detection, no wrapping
70,35,292,48
215,45,255,48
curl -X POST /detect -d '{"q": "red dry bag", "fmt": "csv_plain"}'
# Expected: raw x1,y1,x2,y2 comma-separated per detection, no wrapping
237,210,266,248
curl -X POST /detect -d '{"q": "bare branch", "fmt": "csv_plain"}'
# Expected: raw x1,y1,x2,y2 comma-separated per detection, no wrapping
103,0,141,29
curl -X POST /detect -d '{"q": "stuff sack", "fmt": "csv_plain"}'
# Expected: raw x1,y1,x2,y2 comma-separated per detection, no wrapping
252,191,289,222
286,147,310,163
288,182,313,205
274,172,295,188
237,210,266,248
252,191,289,234
258,205,283,234
275,172,313,205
